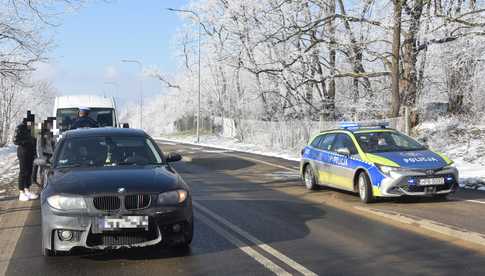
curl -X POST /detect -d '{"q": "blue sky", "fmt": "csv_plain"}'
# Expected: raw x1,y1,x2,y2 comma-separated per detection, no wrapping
34,0,189,105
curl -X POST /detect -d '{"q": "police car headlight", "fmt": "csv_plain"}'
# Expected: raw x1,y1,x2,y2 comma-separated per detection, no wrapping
376,164,402,176
47,195,87,210
157,190,188,205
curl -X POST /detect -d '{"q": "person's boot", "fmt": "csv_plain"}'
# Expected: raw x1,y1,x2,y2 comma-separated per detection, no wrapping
24,188,38,200
19,191,29,201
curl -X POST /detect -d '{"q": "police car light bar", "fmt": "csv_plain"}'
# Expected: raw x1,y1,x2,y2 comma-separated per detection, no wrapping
339,121,390,130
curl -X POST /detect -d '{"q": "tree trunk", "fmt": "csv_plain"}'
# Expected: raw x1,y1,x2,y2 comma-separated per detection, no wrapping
326,0,336,120
391,0,403,118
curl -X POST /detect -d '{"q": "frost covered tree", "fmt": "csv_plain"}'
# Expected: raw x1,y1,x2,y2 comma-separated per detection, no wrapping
131,0,485,138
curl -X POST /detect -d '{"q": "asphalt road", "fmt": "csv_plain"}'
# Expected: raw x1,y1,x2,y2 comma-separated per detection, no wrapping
3,141,485,276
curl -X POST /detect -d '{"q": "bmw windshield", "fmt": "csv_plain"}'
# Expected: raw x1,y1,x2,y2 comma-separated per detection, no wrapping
55,136,163,168
355,131,427,153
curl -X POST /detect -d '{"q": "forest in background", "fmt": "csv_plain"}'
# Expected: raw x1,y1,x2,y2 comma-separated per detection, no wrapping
124,0,485,143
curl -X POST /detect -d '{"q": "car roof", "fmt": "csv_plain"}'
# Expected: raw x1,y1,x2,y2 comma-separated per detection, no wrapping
62,127,147,139
318,128,397,134
55,95,115,109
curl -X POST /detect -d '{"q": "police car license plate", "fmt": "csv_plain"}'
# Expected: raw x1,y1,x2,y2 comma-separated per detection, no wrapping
100,216,149,230
419,177,444,186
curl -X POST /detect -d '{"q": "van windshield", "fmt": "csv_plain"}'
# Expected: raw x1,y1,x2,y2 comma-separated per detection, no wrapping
57,108,115,131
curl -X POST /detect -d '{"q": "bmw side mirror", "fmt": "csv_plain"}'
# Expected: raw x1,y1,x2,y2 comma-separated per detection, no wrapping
336,147,351,156
166,152,182,162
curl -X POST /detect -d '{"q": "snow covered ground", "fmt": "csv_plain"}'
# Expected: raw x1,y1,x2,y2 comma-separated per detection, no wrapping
0,145,19,197
158,121,485,191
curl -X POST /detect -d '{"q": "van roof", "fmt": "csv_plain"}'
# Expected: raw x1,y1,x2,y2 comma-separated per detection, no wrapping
55,95,115,109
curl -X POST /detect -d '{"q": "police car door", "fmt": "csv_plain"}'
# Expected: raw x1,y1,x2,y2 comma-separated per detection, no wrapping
328,133,358,191
313,133,337,185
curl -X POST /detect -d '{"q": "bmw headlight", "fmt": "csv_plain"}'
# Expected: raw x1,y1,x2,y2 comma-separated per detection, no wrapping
376,164,403,176
47,195,87,210
157,189,188,205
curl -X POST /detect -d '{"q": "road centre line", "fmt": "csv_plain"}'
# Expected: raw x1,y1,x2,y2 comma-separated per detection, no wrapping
194,201,318,276
196,211,291,276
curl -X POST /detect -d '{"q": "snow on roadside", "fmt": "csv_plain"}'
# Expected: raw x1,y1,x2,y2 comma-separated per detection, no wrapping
416,118,485,190
0,145,19,187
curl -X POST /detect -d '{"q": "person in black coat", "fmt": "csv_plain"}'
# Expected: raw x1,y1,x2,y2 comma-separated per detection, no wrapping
14,117,39,201
34,118,56,187
70,107,98,130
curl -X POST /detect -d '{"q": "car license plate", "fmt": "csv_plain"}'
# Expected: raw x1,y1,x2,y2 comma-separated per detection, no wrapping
100,216,149,230
419,177,444,186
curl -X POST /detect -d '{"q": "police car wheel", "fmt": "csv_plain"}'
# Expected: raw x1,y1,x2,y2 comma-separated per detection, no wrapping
358,172,374,203
304,165,318,190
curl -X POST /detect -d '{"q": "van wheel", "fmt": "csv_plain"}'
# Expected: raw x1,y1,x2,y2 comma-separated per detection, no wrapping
304,165,318,190
358,172,374,203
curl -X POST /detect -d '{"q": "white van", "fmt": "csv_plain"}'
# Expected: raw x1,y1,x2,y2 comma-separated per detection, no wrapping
53,95,118,136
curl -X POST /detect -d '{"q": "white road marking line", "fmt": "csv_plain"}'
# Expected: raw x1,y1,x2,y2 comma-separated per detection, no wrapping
194,201,318,276
156,139,300,171
355,206,485,247
196,212,291,276
218,152,300,173
158,141,177,145
464,199,485,205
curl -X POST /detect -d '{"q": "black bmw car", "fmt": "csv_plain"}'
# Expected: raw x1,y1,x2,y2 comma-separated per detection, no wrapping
40,128,193,256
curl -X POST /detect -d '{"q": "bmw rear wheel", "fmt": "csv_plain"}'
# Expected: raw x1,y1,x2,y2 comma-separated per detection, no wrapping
358,172,374,203
304,165,318,190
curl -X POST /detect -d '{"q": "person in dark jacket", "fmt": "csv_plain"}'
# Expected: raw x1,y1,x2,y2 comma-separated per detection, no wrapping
14,117,38,201
34,118,56,187
70,107,98,130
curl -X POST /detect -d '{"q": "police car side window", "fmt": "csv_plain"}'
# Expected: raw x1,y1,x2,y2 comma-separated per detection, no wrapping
318,134,336,151
310,135,323,148
331,134,358,155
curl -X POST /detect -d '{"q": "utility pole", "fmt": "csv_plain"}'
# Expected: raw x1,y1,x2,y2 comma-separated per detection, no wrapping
167,7,201,143
121,59,144,129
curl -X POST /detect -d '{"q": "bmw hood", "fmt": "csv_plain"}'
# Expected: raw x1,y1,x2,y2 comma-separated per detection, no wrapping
48,166,180,196
367,150,449,170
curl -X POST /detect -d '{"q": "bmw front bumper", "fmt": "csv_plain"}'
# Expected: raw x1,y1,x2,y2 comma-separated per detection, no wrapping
377,167,459,197
41,201,193,252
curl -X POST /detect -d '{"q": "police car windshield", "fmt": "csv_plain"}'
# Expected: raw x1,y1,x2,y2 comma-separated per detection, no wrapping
57,108,114,131
355,131,426,153
55,136,163,168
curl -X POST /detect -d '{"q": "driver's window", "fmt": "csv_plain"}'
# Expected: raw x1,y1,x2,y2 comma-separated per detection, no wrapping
331,134,358,155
